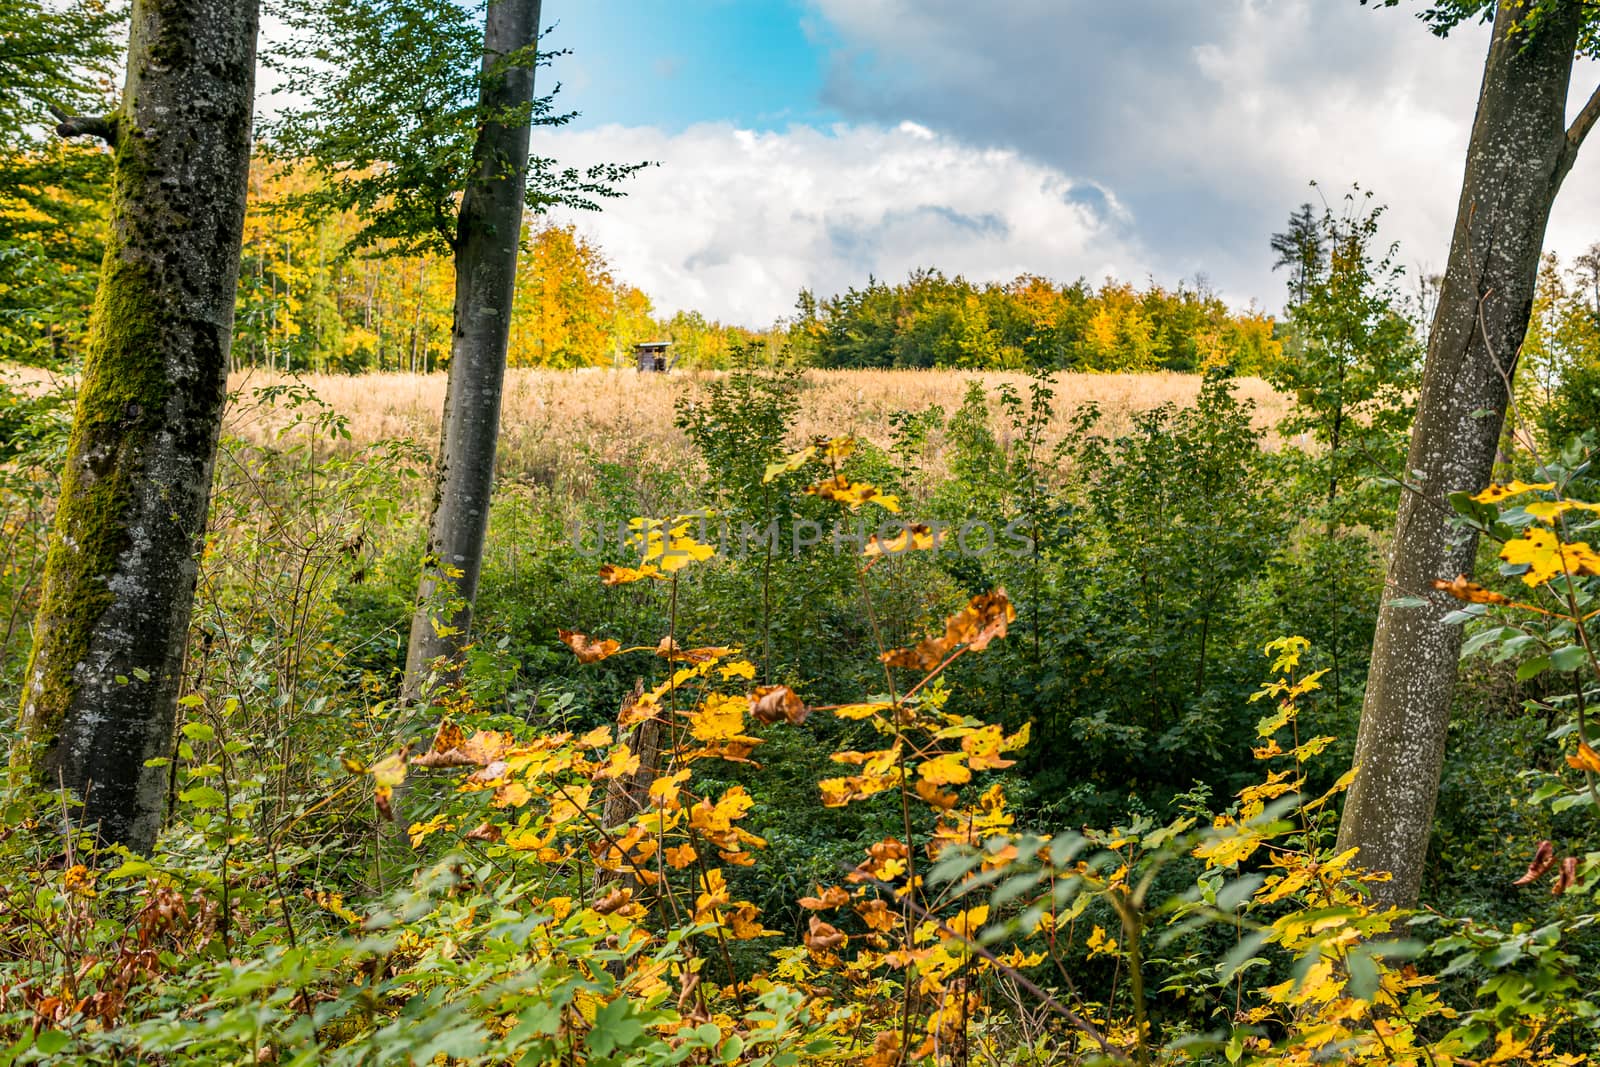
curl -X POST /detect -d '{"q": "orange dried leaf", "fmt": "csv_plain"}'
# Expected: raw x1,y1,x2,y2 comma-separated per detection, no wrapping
882,589,1015,671
804,916,847,952
798,885,851,910
1568,741,1600,773
599,563,661,585
1513,840,1555,886
1431,574,1512,606
655,638,735,663
594,887,633,915
915,778,960,810
1552,855,1581,896
750,684,808,725
559,629,621,664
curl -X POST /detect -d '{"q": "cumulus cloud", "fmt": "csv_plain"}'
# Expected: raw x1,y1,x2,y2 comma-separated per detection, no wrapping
807,0,1600,309
544,120,1151,326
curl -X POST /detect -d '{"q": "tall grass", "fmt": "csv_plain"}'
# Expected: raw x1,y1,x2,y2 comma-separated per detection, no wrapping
227,366,1286,476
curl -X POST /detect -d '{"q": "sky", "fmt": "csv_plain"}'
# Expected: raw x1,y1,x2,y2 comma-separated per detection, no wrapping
419,2,1600,326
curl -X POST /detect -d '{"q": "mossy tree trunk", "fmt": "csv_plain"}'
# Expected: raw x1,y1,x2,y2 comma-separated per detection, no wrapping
403,0,543,699
16,0,258,851
1337,0,1600,907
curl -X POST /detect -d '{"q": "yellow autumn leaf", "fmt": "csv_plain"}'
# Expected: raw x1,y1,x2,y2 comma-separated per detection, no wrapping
718,660,757,680
577,725,613,748
832,702,892,720
1525,499,1600,524
1472,479,1548,505
864,522,943,558
1500,527,1600,586
804,474,900,512
689,692,750,743
1085,924,1119,958
763,444,817,483
1471,480,1556,504
917,752,973,787
1193,824,1265,868
599,562,661,585
656,535,715,572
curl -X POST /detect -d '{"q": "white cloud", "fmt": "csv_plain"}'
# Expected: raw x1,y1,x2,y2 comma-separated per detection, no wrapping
805,0,1600,311
544,120,1150,326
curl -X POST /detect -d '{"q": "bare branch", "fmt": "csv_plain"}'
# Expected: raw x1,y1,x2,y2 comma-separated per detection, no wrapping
48,101,120,148
1555,81,1600,191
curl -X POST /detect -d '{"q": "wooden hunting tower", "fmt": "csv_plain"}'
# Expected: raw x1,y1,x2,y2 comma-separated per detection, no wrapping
634,341,672,372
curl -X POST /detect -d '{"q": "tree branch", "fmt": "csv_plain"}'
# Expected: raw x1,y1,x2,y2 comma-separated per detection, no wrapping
48,103,120,149
1554,81,1600,191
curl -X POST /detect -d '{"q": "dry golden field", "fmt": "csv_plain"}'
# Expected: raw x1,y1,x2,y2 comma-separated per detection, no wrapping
228,367,1286,474
6,365,1290,488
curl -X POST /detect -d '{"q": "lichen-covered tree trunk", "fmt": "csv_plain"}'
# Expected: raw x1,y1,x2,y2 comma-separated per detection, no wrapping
403,0,542,699
15,0,259,850
1337,0,1596,907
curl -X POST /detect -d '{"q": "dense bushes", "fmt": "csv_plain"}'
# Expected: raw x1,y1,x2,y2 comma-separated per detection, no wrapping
4,320,1600,1059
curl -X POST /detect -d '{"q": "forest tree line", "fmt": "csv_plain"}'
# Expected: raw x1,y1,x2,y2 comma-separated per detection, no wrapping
6,148,1300,376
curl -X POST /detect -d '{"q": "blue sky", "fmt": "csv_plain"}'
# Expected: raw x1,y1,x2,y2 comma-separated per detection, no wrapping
517,1,1600,327
552,1,836,133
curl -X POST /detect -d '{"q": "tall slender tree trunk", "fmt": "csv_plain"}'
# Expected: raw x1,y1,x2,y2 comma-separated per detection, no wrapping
15,0,259,851
1337,0,1599,907
403,0,542,699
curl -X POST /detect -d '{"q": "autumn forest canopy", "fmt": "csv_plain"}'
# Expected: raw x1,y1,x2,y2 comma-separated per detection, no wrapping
5,1,1600,1066
3,147,1292,376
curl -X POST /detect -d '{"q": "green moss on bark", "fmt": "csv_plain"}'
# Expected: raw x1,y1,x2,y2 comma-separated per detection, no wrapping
17,126,171,776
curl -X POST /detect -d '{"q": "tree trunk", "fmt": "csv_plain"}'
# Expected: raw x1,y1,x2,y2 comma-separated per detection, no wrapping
1337,0,1597,907
15,0,259,851
403,0,542,700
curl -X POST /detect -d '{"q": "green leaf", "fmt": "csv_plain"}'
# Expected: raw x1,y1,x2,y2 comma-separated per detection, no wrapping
587,998,645,1056
181,722,215,742
1214,873,1264,913
1550,645,1589,672
178,785,226,810
1217,928,1271,983
1516,655,1550,682
34,1031,68,1055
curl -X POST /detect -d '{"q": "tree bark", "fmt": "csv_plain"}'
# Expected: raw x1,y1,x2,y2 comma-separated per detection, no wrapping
16,0,259,851
1337,0,1594,907
403,0,542,700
